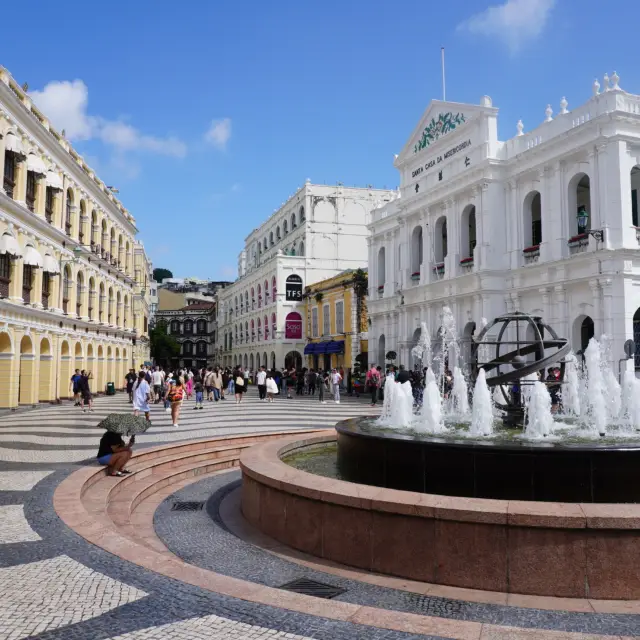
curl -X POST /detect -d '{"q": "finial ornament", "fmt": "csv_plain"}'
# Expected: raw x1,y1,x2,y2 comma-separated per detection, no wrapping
544,104,553,122
516,119,524,136
560,97,568,114
611,71,620,90
593,78,600,95
603,73,610,91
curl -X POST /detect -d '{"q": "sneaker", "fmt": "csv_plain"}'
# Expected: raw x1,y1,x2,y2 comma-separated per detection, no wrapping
165,408,170,413
173,423,179,427
193,406,198,410
82,409,86,413
335,400,340,404
199,406,203,410
321,401,327,404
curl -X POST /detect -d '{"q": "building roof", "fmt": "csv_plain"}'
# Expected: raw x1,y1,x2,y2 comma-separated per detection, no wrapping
178,302,215,311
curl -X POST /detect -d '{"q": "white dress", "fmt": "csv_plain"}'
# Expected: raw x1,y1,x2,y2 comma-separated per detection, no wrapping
266,378,279,394
133,380,151,412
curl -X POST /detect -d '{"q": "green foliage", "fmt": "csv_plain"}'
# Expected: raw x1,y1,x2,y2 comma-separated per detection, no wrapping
414,112,466,154
150,319,180,363
314,292,324,303
153,268,173,283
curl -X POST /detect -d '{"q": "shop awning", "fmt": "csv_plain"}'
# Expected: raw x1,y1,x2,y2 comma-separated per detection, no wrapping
45,170,63,190
304,343,317,355
26,153,47,176
325,340,345,354
4,132,25,156
23,245,43,268
43,253,60,274
0,233,22,257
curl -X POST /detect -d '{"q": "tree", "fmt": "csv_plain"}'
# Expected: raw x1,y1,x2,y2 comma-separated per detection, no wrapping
352,268,368,333
153,268,173,283
150,319,180,364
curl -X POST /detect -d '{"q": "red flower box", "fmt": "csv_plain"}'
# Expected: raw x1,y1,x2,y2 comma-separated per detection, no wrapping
523,244,540,254
459,257,474,264
568,233,588,244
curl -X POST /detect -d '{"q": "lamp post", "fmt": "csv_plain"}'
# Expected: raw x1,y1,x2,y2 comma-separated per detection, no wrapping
577,206,589,235
57,245,82,314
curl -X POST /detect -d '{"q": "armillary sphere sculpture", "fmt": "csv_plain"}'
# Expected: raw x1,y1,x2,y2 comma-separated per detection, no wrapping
471,311,570,426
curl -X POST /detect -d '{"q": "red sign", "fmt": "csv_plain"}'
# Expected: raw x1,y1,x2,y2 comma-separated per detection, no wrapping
285,312,302,339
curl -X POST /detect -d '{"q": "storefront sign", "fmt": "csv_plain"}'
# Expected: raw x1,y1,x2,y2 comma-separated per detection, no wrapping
285,274,303,301
411,139,472,178
285,312,303,339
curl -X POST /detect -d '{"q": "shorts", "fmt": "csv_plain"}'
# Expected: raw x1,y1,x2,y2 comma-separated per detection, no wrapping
82,393,92,401
154,385,161,394
205,386,212,393
97,454,112,465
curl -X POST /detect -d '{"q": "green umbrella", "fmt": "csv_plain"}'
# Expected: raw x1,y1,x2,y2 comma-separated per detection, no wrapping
97,413,150,435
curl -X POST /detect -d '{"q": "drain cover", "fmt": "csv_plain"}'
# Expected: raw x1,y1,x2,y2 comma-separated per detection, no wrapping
404,592,465,616
278,578,346,599
171,501,204,512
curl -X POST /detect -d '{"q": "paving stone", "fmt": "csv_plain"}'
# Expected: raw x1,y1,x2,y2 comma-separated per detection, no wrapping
0,504,42,543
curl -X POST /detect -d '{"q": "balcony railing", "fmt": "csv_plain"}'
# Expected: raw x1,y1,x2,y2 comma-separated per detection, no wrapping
523,245,540,264
568,233,589,255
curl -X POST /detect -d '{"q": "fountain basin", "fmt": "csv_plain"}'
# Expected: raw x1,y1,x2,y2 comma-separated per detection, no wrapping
241,431,640,599
336,417,640,503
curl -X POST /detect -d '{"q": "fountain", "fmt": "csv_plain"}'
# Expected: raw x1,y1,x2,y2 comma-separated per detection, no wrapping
335,311,640,502
242,311,640,600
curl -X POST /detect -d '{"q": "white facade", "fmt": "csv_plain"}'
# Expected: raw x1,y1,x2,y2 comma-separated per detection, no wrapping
369,73,640,372
218,182,395,370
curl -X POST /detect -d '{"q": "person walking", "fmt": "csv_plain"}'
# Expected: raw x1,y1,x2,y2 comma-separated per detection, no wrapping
193,373,204,410
221,368,228,400
185,373,194,400
256,365,267,401
164,377,175,413
168,379,185,427
227,368,235,396
234,367,246,404
317,370,327,404
80,371,94,412
204,367,213,401
212,367,223,402
331,368,342,404
132,371,152,422
307,368,316,396
366,363,381,406
266,372,279,402
70,369,82,406
125,369,137,403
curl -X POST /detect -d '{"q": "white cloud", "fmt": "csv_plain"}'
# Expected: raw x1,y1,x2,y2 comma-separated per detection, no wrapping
30,79,187,158
457,0,556,54
205,118,232,150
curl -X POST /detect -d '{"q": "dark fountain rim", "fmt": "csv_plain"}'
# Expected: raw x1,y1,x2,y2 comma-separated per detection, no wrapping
335,417,640,453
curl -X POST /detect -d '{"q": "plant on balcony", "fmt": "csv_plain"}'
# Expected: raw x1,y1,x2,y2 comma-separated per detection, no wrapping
411,271,420,280
432,262,445,273
459,256,474,264
523,244,540,254
568,233,588,245
377,284,384,291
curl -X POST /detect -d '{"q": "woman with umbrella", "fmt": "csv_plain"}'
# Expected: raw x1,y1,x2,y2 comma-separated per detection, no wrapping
96,413,149,477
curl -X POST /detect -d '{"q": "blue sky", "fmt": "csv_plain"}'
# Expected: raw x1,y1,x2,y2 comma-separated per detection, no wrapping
3,0,639,278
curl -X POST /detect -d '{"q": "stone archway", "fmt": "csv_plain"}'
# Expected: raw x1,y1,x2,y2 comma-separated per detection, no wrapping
19,335,36,406
38,337,54,402
0,332,14,408
74,342,84,373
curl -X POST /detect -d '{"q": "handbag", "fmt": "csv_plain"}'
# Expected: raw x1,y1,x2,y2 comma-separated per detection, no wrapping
235,376,244,386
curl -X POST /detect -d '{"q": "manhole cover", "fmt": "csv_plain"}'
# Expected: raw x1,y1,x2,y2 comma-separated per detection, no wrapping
171,501,204,512
404,593,465,616
278,578,346,599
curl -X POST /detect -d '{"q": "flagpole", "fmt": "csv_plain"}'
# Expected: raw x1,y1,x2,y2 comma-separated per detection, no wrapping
441,47,446,101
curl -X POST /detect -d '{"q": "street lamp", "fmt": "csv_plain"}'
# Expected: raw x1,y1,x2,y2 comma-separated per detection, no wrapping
577,206,589,234
58,246,82,314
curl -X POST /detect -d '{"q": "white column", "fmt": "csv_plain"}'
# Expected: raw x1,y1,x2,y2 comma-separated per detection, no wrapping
553,285,568,342
384,232,394,296
0,133,6,195
506,180,519,269
590,278,602,338
602,140,634,248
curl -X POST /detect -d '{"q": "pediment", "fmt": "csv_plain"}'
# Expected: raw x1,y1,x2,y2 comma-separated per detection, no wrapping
396,99,493,166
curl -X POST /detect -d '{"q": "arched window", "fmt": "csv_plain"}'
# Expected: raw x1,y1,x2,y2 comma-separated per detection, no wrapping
269,232,274,246
251,287,255,309
98,282,105,321
285,312,302,339
257,284,262,307
264,315,269,338
460,205,477,261
434,217,447,263
78,201,86,243
377,246,386,290
568,173,592,237
523,191,542,248
108,287,114,324
75,273,84,317
244,321,249,341
88,278,96,320
410,226,423,277
298,241,305,256
299,206,305,222
263,238,268,251
283,220,288,235
276,226,281,240
62,266,72,314
271,313,277,336
290,246,296,256
291,213,297,229
183,341,193,355
171,320,180,334
65,189,73,236
272,276,277,295
631,165,640,227
197,319,206,334
91,211,98,245
184,320,193,334
234,296,238,313
251,319,255,341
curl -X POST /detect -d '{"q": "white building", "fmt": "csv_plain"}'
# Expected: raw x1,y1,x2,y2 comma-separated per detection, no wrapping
218,181,396,370
368,73,640,372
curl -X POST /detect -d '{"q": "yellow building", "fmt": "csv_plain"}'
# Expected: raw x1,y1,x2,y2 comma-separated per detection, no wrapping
0,66,151,408
303,269,368,373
